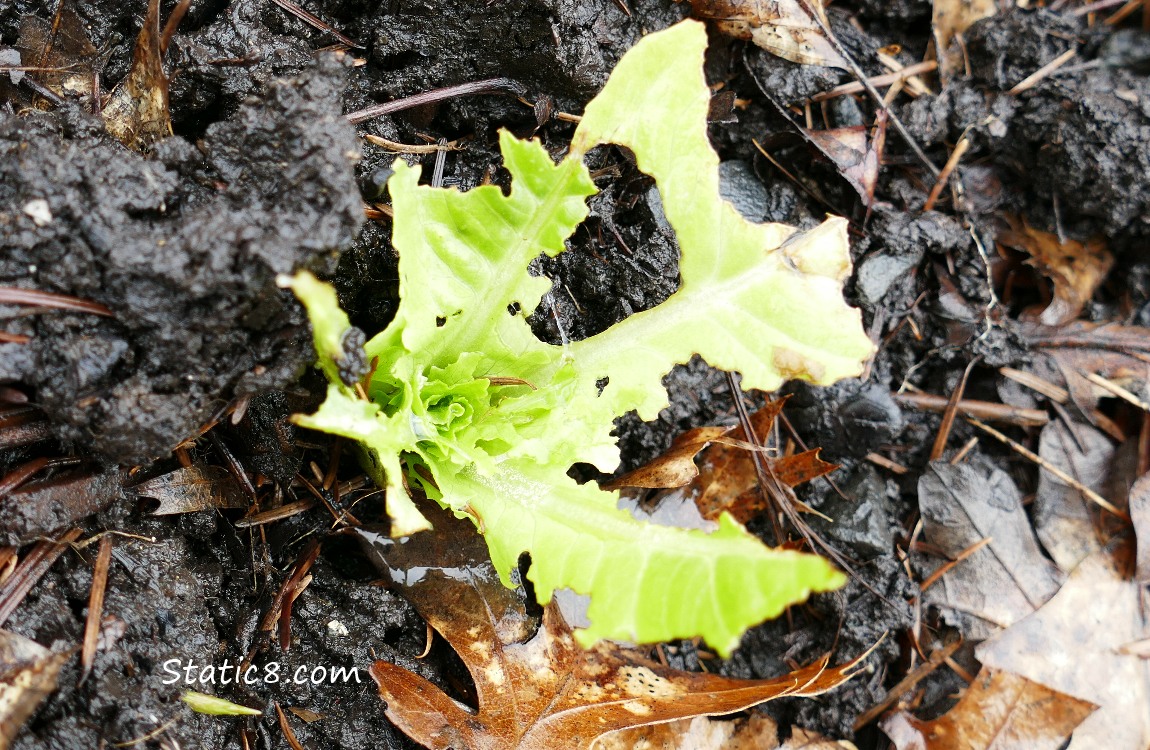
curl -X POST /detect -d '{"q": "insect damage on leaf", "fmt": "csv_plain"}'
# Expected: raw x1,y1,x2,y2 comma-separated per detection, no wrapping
287,19,874,655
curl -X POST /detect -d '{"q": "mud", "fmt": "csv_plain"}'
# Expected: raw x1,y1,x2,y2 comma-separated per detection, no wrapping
3,0,1150,748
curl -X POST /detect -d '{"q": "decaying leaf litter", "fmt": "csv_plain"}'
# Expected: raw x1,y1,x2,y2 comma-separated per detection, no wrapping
3,0,1150,748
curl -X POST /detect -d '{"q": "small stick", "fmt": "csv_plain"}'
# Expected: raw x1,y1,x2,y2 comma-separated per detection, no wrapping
1084,371,1150,411
999,366,1069,403
1070,0,1131,14
346,78,527,125
852,639,963,730
1106,0,1145,24
812,60,938,102
0,527,83,627
922,136,970,212
274,703,308,750
930,358,979,461
234,499,317,528
949,436,979,465
866,452,909,475
269,0,363,48
362,134,462,154
876,52,932,97
80,535,113,684
894,392,1049,428
159,0,192,55
1008,48,1077,95
919,536,993,592
967,417,1129,519
0,287,113,317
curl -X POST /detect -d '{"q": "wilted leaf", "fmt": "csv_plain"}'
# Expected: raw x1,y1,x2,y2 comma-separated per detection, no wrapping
602,426,730,490
1131,474,1150,581
132,464,248,515
917,462,1063,640
932,0,997,81
999,217,1113,327
881,667,1095,750
687,0,848,68
977,549,1150,750
14,3,101,103
1027,321,1150,424
357,508,869,750
801,112,888,206
1034,420,1114,573
0,630,70,750
693,399,837,523
101,0,171,149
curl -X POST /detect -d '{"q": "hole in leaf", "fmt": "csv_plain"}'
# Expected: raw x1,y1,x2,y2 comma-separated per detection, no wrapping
435,316,446,327
507,301,521,315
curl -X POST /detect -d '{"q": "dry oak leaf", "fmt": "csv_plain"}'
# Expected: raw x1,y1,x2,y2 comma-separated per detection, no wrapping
881,666,1095,750
932,0,997,81
999,216,1113,327
976,548,1150,750
685,0,848,68
603,397,837,527
358,508,869,750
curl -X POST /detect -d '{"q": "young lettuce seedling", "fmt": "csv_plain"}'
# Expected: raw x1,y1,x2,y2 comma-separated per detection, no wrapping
282,19,874,656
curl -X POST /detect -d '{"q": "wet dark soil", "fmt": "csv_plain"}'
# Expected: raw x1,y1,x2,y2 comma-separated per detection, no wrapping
3,0,1150,748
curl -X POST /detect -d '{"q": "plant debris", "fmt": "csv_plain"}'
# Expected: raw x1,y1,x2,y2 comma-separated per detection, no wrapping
358,506,870,750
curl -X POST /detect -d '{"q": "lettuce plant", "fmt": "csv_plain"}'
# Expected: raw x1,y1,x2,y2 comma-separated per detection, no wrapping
282,20,874,656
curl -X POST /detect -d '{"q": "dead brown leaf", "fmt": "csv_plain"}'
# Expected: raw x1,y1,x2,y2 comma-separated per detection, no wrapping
357,508,868,750
14,3,102,104
603,399,837,527
131,464,248,515
101,0,171,149
917,463,1063,640
686,0,848,68
0,630,70,750
1033,419,1117,573
694,400,837,523
1131,473,1150,581
999,217,1113,327
881,666,1095,750
932,0,997,81
601,426,730,490
801,112,888,206
976,549,1150,750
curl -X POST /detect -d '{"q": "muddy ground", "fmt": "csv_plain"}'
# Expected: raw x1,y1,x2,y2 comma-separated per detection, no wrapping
2,0,1149,748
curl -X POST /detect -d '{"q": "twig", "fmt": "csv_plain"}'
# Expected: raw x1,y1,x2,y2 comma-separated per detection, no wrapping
919,536,993,592
346,78,527,125
853,639,963,730
234,499,318,528
922,136,970,212
793,0,941,178
811,60,938,102
0,527,83,626
949,436,979,465
269,0,363,48
0,287,114,317
80,535,113,684
966,417,1129,519
930,357,979,461
362,134,462,154
866,452,909,474
999,366,1069,403
1008,48,1077,95
275,704,307,750
1084,371,1150,411
894,391,1049,428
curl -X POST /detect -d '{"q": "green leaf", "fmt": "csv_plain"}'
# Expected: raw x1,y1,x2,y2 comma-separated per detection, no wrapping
568,20,874,421
288,18,872,655
181,690,262,717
